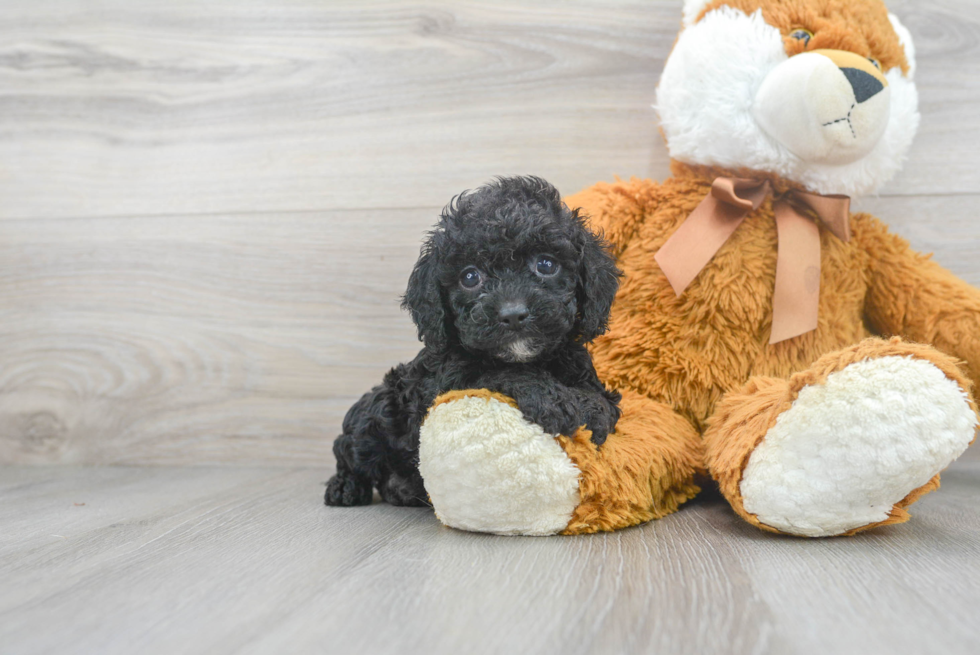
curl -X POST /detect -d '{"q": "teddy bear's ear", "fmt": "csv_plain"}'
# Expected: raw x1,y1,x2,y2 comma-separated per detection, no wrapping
682,0,712,28
888,13,917,79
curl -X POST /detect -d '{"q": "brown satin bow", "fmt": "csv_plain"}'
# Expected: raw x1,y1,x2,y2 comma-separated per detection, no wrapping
654,177,850,344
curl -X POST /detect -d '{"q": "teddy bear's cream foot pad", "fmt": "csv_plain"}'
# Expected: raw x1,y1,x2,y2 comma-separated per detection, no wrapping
418,391,581,536
740,355,977,537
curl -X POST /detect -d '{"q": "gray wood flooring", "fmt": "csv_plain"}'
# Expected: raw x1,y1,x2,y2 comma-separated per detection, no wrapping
2,446,980,655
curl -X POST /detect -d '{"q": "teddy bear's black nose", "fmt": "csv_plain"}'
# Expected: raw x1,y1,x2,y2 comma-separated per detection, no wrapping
498,302,529,329
840,67,884,104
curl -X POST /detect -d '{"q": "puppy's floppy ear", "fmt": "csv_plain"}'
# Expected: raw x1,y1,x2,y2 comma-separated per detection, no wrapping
402,233,451,351
573,209,621,342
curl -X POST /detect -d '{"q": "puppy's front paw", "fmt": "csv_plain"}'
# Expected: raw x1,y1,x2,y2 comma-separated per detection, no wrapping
324,473,373,506
584,408,619,446
586,422,609,446
519,401,582,439
378,471,429,507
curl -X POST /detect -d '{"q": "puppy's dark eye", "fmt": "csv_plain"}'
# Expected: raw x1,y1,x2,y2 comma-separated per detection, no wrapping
868,57,881,70
459,266,482,290
532,255,559,277
790,29,813,47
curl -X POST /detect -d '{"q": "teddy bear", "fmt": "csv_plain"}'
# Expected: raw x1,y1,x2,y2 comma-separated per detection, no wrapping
416,0,978,537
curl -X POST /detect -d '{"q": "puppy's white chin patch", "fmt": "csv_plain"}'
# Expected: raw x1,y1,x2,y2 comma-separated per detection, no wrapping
501,338,539,363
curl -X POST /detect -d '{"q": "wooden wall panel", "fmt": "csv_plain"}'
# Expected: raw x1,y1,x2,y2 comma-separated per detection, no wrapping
1,0,978,465
0,209,432,464
0,0,977,220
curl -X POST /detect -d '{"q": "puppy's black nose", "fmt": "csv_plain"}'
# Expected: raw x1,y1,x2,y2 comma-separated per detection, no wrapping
498,302,529,329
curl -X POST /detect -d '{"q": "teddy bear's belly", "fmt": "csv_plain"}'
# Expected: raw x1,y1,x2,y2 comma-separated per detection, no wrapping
591,213,870,429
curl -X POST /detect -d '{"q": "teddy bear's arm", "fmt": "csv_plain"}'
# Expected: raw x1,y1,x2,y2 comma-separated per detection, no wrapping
564,178,666,258
858,215,980,386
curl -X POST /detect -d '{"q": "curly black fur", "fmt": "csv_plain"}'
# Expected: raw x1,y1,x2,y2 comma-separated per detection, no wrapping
325,176,622,507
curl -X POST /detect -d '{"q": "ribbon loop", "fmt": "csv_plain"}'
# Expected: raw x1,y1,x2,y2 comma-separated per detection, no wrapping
788,190,851,243
655,179,771,296
711,177,770,212
654,177,851,344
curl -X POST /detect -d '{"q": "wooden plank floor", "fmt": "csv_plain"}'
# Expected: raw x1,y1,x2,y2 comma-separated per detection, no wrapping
2,446,979,655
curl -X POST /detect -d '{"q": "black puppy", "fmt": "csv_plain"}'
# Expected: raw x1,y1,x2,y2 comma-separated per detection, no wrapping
325,176,622,507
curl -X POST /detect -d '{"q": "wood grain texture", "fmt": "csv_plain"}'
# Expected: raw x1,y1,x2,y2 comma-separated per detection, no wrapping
4,197,980,465
0,0,979,465
0,208,435,465
0,0,673,219
0,0,977,222
1,447,979,655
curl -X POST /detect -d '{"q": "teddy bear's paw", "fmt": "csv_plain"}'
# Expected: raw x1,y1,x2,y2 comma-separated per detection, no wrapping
739,355,977,537
418,391,581,536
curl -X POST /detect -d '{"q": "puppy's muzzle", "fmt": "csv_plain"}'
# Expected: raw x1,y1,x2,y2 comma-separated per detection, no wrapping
498,302,529,330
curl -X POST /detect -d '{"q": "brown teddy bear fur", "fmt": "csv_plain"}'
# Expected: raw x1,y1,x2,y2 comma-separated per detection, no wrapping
421,0,978,536
692,0,909,74
564,162,980,533
558,388,703,535
559,0,980,534
570,164,980,431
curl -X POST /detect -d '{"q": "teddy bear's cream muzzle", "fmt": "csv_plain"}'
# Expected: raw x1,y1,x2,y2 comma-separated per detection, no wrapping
753,49,891,166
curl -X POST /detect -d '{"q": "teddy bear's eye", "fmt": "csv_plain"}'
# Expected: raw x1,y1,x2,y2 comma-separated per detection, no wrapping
790,29,813,46
868,58,881,70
